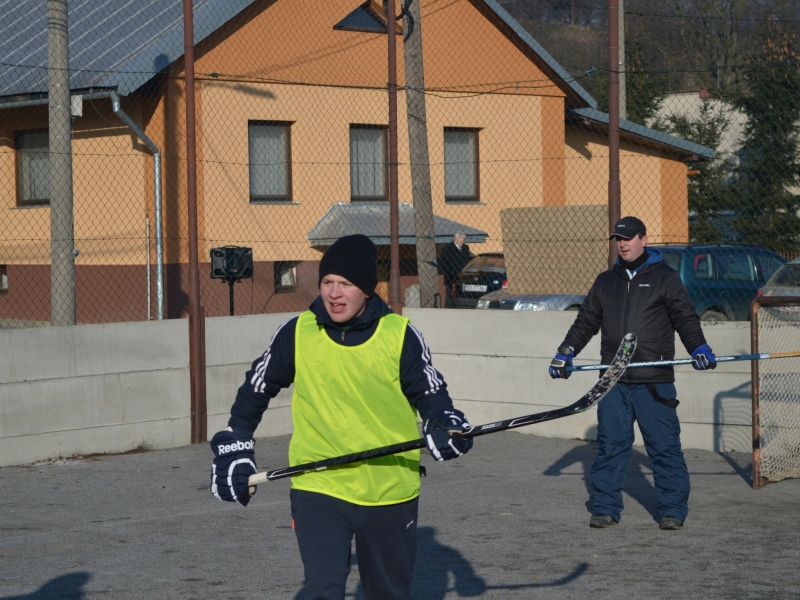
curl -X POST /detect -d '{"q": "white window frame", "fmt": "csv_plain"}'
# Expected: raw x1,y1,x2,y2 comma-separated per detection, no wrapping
274,261,299,293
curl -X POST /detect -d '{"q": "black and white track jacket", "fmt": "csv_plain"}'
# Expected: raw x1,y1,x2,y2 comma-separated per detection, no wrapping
228,294,455,434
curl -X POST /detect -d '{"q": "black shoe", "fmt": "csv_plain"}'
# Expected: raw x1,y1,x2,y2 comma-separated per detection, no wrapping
589,514,617,528
659,516,683,530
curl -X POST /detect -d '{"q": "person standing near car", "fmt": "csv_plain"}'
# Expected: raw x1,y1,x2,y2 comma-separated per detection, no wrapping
209,234,474,600
439,231,473,308
548,216,716,531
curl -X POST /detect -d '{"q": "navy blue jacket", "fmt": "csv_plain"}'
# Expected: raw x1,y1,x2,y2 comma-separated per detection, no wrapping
562,248,707,383
228,294,454,434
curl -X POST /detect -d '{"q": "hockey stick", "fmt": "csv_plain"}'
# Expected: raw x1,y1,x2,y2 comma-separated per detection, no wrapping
567,347,800,372
247,332,637,486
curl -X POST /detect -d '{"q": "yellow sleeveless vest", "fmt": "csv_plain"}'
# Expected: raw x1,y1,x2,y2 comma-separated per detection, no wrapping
289,311,421,505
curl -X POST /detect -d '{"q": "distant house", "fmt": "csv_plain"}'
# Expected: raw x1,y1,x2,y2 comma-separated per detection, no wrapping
0,0,713,323
656,90,742,179
655,89,799,243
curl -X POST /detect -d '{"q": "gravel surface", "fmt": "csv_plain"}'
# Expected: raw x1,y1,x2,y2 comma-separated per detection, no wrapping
1,431,799,599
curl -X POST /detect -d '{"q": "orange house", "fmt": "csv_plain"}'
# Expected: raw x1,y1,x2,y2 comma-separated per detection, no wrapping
0,0,712,323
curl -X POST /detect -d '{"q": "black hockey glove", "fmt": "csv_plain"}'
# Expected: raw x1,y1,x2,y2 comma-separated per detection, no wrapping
423,408,473,461
691,344,717,371
210,428,257,507
549,345,574,379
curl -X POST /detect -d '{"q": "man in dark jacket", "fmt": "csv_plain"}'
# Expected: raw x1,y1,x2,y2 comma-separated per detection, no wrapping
548,216,716,531
209,234,473,600
438,232,472,308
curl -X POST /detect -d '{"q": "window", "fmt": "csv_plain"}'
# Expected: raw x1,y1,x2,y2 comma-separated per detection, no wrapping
274,261,299,293
772,264,800,286
661,250,682,273
16,130,49,205
249,121,292,201
444,128,479,201
350,125,387,201
718,252,756,282
0,265,6,293
692,253,713,280
754,253,786,282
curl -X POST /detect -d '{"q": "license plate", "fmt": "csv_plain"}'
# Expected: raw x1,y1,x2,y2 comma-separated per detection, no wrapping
463,284,487,293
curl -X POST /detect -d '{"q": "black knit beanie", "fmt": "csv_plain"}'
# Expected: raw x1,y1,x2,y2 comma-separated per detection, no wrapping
318,234,378,295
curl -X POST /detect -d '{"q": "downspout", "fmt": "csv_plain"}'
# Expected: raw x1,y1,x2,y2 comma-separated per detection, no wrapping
83,91,165,320
0,91,165,318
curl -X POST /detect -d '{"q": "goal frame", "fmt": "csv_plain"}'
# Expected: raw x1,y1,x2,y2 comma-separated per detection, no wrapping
751,296,800,489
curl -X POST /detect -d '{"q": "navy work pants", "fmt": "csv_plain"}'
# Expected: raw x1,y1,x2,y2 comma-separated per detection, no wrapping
591,382,690,523
291,489,419,600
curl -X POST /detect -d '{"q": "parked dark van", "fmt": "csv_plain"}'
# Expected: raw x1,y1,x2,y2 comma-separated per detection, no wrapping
655,244,786,321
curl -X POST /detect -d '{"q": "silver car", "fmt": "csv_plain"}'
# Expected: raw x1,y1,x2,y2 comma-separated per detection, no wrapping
476,290,585,311
759,257,800,297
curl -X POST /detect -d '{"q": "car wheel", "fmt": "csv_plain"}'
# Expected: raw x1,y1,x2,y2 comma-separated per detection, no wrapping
700,310,727,323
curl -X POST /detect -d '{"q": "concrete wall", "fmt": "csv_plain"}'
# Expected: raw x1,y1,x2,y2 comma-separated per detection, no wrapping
0,310,753,467
405,309,754,456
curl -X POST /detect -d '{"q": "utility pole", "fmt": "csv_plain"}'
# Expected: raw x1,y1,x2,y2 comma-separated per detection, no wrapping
184,0,207,443
618,0,626,120
403,0,438,308
387,0,402,314
47,0,76,325
608,0,621,268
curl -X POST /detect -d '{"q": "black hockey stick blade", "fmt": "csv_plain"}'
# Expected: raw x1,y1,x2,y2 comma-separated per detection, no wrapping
248,333,636,486
460,332,636,439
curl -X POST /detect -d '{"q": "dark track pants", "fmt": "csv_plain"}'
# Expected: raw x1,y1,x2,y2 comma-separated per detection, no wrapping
591,382,690,523
291,489,418,600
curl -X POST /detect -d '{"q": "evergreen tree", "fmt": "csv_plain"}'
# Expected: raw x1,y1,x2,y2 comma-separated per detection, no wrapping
623,29,669,125
661,101,734,243
730,33,800,254
589,27,668,125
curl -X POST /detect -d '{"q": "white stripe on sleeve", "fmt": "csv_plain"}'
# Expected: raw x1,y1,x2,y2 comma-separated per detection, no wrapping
408,323,443,394
249,318,293,394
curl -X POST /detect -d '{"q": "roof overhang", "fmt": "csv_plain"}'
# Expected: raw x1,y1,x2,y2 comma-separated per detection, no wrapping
475,0,597,110
568,108,716,161
307,202,488,248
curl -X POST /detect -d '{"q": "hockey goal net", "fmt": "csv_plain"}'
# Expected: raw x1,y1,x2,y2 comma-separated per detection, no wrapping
752,297,800,489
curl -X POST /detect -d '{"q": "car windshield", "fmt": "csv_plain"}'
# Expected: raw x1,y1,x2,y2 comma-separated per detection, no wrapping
462,255,504,272
768,264,800,287
755,252,787,281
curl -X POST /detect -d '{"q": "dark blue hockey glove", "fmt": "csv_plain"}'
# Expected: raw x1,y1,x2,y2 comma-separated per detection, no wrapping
423,408,473,461
691,344,716,370
549,345,575,379
210,428,257,506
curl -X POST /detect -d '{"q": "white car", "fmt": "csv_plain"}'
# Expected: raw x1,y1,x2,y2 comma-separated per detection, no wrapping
476,290,585,311
758,257,800,297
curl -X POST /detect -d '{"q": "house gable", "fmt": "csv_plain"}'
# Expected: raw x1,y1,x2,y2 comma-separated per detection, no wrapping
191,0,571,99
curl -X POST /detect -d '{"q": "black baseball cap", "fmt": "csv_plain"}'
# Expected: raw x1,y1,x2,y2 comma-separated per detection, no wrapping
609,216,647,240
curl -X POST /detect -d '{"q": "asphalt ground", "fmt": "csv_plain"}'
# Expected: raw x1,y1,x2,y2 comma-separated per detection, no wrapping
1,431,799,600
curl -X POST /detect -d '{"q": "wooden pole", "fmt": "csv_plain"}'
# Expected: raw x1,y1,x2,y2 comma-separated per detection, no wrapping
607,0,621,268
184,0,207,443
387,0,402,314
403,0,439,308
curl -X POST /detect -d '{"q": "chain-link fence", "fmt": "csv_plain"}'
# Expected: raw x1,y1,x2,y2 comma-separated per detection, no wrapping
2,0,799,328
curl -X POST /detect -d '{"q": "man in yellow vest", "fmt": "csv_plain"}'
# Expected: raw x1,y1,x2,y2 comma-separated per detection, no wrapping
210,234,473,600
